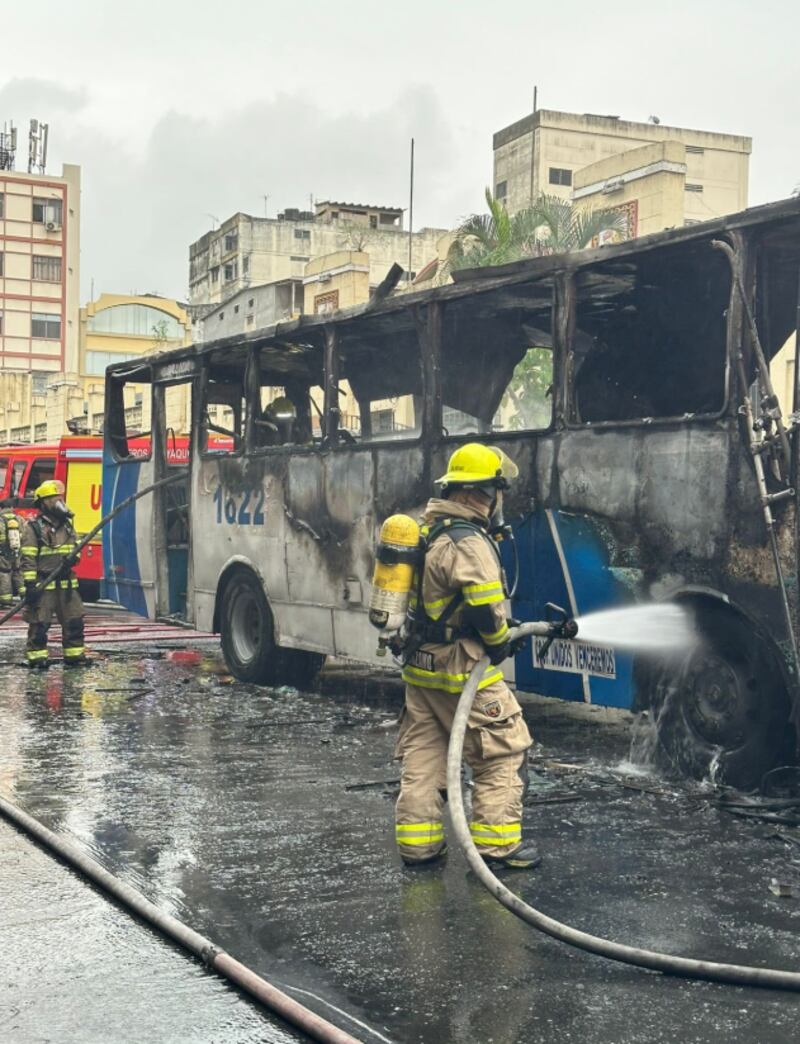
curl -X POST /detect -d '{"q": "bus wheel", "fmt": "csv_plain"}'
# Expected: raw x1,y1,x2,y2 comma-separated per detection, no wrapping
647,601,793,790
220,569,279,685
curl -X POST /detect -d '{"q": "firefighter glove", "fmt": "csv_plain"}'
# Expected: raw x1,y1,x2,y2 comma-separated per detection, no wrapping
25,586,40,608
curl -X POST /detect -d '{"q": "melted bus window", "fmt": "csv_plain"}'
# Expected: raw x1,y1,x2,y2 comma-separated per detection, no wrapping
440,279,554,435
106,365,152,459
339,321,422,442
200,354,246,456
572,242,731,424
252,341,324,450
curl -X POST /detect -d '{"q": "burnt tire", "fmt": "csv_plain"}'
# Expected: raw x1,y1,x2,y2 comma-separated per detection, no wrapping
219,569,326,688
641,600,794,791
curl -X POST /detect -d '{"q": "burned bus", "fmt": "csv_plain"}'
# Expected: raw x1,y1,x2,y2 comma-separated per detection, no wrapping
102,198,800,788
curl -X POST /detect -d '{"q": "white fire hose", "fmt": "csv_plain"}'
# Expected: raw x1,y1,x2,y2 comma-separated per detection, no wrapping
446,621,800,991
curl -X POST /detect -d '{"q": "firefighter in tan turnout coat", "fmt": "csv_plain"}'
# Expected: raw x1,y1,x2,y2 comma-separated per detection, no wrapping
395,443,540,869
20,479,87,668
0,498,25,609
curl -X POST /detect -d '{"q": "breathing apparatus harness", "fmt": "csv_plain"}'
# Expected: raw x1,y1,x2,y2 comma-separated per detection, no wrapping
378,514,512,664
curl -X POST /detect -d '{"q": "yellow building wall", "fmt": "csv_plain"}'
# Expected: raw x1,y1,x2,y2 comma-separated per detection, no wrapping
573,140,687,238
771,333,797,418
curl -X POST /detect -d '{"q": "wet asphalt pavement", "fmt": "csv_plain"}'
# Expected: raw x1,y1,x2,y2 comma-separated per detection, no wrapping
2,628,800,1043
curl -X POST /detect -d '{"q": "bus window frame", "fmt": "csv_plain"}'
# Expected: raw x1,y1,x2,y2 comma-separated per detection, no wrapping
328,313,430,452
245,341,326,458
436,282,559,447
564,245,734,433
106,362,154,463
197,355,247,461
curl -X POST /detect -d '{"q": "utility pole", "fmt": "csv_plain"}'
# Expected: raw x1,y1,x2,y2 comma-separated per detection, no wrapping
408,138,415,285
529,86,538,205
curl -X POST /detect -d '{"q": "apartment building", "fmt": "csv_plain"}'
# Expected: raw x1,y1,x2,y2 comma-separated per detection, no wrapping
493,109,751,222
189,201,445,308
0,161,80,443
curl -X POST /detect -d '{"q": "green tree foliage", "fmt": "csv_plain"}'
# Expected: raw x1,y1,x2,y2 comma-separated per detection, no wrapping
447,189,626,429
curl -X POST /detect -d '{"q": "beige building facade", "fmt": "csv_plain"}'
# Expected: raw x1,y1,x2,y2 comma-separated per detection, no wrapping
189,201,445,308
493,109,750,223
0,162,81,444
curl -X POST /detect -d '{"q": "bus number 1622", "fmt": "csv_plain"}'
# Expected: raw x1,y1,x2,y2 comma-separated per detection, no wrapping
212,485,266,526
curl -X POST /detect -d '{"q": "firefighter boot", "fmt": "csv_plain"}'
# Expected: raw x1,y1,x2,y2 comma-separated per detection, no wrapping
481,841,542,870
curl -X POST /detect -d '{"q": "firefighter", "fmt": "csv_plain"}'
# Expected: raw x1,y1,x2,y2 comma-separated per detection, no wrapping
395,443,540,869
20,479,87,669
0,497,25,609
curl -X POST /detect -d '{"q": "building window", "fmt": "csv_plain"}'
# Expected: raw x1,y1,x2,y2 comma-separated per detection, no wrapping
234,305,239,314
0,193,4,218
32,372,49,396
685,183,704,193
87,304,183,338
549,167,572,186
370,215,378,229
224,262,237,282
32,255,62,282
0,252,3,276
0,310,3,335
685,145,705,155
331,211,339,220
290,255,309,263
32,197,63,225
495,180,508,199
248,298,254,307
210,267,219,283
219,312,225,320
294,228,311,241
31,312,61,339
224,233,238,252
85,350,139,375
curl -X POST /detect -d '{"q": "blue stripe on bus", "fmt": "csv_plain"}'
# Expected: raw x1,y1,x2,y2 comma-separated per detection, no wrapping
509,509,634,709
102,454,147,617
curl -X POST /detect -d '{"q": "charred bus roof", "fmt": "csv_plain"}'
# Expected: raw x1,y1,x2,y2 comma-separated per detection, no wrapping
106,195,800,385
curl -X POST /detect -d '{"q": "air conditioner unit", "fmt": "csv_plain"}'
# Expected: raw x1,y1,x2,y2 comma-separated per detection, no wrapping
318,272,332,283
601,178,624,195
45,221,61,232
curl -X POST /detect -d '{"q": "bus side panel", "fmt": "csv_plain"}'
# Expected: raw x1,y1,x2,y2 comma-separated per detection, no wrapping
102,454,156,618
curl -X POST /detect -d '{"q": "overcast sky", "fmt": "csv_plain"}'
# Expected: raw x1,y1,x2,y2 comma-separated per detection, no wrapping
2,0,798,301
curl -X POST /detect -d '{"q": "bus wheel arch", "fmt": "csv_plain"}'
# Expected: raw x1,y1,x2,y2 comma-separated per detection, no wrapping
216,564,325,689
634,591,794,790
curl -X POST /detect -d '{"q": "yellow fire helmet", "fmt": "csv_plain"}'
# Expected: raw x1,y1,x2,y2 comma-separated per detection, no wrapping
436,443,519,489
265,395,296,420
34,479,65,500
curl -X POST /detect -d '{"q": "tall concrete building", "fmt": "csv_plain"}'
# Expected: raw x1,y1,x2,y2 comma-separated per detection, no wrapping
188,201,446,310
0,141,81,443
493,109,751,223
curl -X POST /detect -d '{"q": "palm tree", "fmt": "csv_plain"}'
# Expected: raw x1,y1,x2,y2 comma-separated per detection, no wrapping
447,189,628,272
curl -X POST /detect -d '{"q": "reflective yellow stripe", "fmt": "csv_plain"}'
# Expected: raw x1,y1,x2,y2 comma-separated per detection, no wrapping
64,647,85,658
402,663,504,694
22,572,37,581
20,547,38,555
479,622,509,646
39,545,75,556
463,581,505,607
469,822,522,847
44,582,56,590
396,822,445,846
423,594,456,621
26,649,48,661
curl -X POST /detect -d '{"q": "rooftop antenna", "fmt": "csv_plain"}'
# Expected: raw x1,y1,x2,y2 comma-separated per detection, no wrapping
0,121,17,171
28,118,48,174
263,194,269,218
205,213,220,230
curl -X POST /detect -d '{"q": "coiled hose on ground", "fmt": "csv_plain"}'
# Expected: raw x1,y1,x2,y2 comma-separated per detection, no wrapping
446,622,800,991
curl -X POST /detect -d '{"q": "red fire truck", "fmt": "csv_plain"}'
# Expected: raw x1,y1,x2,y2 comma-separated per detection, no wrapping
0,436,105,600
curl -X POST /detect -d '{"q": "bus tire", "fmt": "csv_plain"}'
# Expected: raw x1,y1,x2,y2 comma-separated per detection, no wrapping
79,580,101,603
642,600,794,790
219,569,326,688
220,569,280,685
